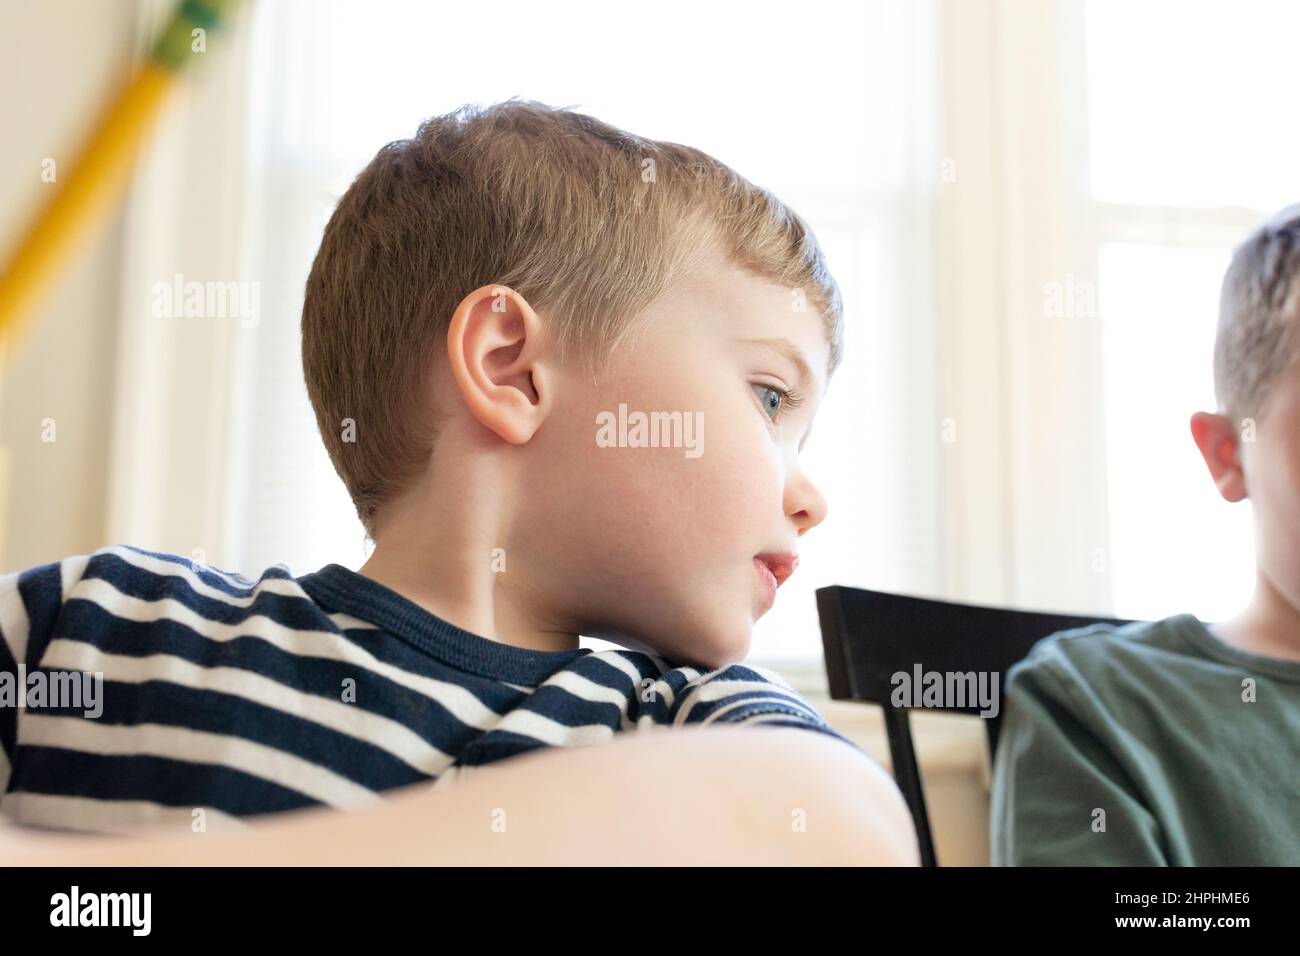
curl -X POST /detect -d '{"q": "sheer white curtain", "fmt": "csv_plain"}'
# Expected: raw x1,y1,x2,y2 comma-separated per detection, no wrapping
105,0,257,565
224,0,944,672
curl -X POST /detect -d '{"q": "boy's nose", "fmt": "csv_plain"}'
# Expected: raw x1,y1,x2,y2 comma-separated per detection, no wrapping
787,472,828,536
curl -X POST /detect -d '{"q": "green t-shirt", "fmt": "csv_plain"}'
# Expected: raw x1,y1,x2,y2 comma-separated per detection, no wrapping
990,613,1300,865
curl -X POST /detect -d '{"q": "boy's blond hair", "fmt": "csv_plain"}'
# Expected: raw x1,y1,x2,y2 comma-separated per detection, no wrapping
302,100,843,538
1216,204,1300,426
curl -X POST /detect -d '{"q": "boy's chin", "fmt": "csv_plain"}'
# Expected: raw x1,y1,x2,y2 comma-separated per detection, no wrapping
659,622,755,671
590,617,753,670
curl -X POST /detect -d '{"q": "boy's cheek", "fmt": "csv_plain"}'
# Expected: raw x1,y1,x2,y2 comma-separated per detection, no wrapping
1248,436,1300,585
548,379,782,555
1254,412,1300,510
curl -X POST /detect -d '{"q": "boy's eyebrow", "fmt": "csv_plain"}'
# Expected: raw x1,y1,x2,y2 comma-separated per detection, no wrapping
736,336,819,392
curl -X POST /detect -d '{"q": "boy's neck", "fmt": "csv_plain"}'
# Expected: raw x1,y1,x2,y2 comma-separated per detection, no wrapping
357,545,582,654
356,473,583,656
1211,571,1300,664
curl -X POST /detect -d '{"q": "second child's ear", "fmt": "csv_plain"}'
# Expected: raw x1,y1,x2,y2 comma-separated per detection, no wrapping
446,285,554,445
1189,411,1248,502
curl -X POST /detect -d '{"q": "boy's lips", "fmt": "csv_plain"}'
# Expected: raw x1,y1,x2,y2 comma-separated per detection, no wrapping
753,552,798,610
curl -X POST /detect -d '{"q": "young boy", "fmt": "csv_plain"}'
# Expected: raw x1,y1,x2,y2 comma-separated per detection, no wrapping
0,101,917,864
990,204,1300,865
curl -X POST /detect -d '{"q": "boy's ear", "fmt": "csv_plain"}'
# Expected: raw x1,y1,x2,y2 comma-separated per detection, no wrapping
446,284,553,445
1189,411,1247,502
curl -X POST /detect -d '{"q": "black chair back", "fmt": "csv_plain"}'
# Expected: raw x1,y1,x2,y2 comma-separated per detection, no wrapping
815,584,1132,866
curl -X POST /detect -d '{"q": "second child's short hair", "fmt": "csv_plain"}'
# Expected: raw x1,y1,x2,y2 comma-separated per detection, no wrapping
302,100,843,538
1216,204,1300,425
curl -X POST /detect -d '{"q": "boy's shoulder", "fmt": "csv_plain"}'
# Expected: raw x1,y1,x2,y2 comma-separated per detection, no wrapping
58,540,296,595
1008,613,1208,687
1011,609,1300,695
7,542,289,604
1000,616,1185,730
2,543,341,670
1000,612,1292,741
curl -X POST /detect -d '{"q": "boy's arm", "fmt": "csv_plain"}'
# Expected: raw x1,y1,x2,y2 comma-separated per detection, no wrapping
990,663,1166,865
1,559,75,804
2,725,919,866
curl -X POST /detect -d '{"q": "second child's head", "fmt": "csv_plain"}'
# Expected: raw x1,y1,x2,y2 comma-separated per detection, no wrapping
1191,204,1300,614
301,101,842,668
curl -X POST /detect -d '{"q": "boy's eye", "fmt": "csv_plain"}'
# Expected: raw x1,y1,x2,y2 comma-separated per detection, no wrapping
753,384,787,421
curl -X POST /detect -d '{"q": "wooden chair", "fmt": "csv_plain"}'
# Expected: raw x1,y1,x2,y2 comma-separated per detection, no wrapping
815,584,1132,866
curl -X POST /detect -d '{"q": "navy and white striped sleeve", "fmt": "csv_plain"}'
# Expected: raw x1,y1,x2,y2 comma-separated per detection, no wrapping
666,663,861,750
0,558,75,801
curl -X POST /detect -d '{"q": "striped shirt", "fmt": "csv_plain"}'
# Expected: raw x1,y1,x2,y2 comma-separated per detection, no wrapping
0,544,855,834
